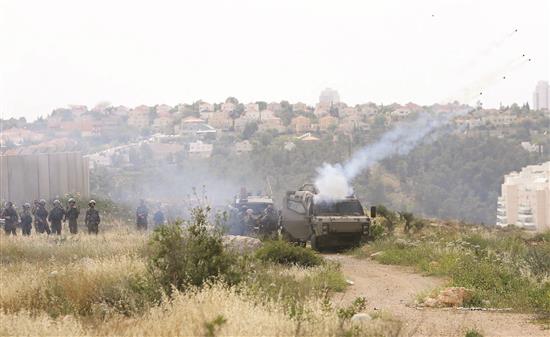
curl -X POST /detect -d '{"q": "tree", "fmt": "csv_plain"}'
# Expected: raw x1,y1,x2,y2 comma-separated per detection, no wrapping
225,97,239,104
242,122,258,139
256,101,267,111
280,100,291,112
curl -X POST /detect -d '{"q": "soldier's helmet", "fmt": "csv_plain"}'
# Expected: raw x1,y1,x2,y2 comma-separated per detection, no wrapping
246,208,254,215
39,199,47,206
89,200,96,206
6,201,13,207
68,198,76,204
23,203,31,209
53,200,61,206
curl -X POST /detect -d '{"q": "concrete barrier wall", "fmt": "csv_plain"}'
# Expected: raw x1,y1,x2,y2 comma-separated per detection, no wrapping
0,152,89,205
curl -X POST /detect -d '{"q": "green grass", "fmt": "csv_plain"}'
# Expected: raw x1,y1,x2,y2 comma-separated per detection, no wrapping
244,261,347,304
255,240,323,267
354,228,550,313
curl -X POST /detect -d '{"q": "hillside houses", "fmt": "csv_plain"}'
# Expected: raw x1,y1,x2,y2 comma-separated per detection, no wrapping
128,105,151,129
291,116,312,133
5,92,540,164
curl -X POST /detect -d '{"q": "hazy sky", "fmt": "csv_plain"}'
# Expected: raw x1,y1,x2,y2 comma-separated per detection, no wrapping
1,0,548,120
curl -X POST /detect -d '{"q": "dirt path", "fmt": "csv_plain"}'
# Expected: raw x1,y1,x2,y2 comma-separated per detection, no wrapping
326,254,548,337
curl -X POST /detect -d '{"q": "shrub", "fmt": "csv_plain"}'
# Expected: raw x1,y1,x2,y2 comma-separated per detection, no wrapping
368,221,386,241
148,207,241,294
376,205,398,233
255,240,323,267
337,297,367,320
525,244,550,280
532,231,550,243
465,329,484,337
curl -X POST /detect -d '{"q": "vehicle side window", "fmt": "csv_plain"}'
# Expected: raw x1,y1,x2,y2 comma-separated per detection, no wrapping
287,200,306,214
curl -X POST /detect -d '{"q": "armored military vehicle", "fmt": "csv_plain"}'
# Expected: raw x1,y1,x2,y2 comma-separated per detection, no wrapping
227,188,278,237
280,184,375,251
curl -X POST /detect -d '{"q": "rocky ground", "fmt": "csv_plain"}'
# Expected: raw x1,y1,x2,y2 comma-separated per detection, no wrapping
326,254,548,337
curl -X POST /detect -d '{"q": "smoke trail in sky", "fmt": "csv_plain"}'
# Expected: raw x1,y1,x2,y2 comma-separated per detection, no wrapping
314,109,470,201
458,28,519,72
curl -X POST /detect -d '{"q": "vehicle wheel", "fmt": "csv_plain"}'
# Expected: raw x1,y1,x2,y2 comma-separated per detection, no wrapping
311,234,322,252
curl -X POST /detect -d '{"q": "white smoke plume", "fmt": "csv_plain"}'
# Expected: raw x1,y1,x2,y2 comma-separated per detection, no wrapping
314,109,469,201
313,49,532,201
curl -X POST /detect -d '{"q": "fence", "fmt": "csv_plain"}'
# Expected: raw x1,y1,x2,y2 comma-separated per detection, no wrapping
0,152,89,205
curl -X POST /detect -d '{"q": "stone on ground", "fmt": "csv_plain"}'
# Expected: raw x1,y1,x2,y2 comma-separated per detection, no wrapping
222,235,262,253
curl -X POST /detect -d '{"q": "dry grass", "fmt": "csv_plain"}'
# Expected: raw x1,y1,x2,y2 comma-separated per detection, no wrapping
99,285,402,337
0,256,148,317
0,225,147,264
0,312,86,336
0,226,402,337
0,286,402,337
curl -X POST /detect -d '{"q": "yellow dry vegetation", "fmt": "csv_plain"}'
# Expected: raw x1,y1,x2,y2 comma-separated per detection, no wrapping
0,228,402,337
1,286,402,337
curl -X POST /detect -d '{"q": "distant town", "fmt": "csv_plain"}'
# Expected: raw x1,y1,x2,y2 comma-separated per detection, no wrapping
2,82,549,162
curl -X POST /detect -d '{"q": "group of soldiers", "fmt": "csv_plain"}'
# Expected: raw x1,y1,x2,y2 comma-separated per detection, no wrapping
229,204,279,238
135,199,166,231
0,199,100,236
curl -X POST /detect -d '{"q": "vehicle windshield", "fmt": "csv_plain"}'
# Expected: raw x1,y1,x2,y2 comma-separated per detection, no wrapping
313,200,364,216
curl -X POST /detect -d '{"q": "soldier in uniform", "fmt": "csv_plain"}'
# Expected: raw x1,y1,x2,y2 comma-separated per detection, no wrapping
48,200,66,235
2,201,19,235
35,199,50,234
20,203,33,236
243,208,258,233
65,198,80,234
153,206,165,227
259,204,278,237
31,200,39,215
136,200,148,231
85,200,100,234
31,200,39,230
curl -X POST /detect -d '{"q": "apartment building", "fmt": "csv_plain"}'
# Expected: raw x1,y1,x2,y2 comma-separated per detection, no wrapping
497,162,550,231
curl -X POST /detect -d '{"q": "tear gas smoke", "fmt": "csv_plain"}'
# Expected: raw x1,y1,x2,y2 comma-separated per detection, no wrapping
314,53,532,201
314,110,469,201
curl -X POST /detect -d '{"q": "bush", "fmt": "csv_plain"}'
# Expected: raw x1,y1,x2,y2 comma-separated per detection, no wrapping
148,207,241,294
465,329,484,337
255,240,323,267
376,205,398,233
368,221,386,241
525,244,550,280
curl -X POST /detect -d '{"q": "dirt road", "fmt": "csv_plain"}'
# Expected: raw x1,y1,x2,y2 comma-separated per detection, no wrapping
327,254,548,337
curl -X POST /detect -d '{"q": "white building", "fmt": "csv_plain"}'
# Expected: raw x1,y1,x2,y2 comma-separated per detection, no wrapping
319,88,340,104
245,103,259,113
497,162,550,231
533,81,549,111
188,141,213,158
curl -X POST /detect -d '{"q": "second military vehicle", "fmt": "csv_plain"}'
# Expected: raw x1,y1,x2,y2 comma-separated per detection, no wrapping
280,184,375,251
227,188,278,238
